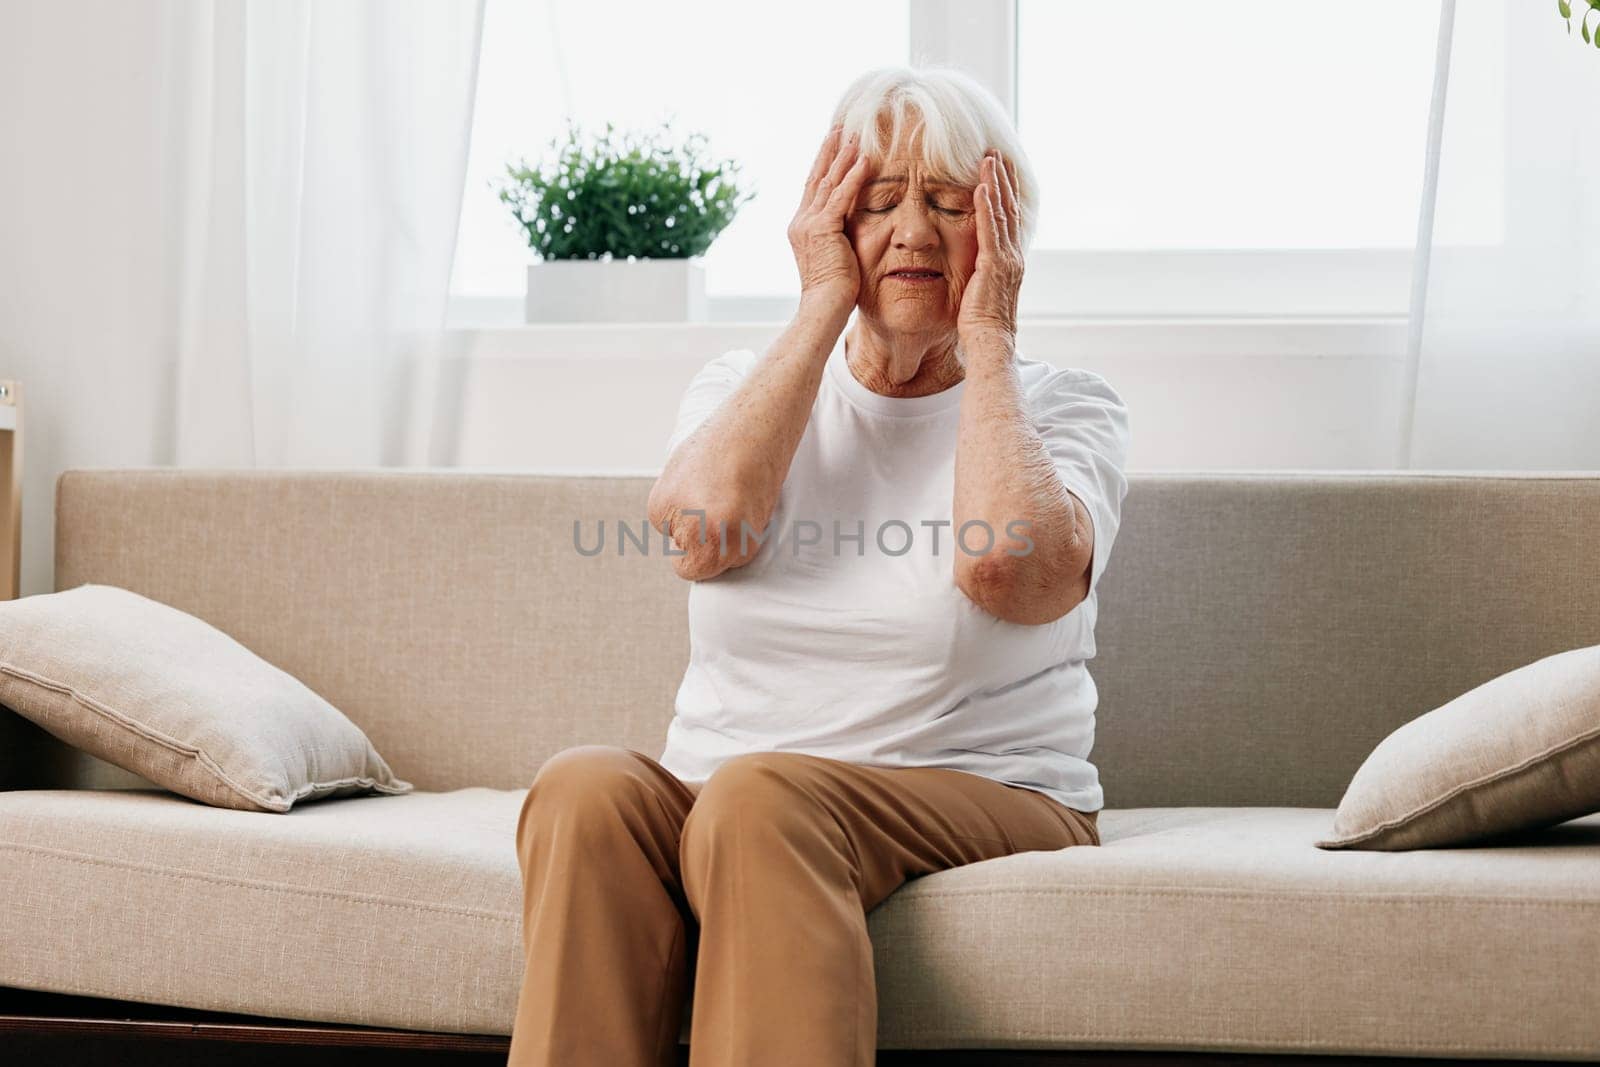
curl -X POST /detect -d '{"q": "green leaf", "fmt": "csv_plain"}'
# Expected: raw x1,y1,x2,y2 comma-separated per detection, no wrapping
492,120,752,258
1560,0,1571,17
1584,17,1592,41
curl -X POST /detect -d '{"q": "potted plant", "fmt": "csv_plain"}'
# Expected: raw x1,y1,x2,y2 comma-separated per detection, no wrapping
498,119,754,323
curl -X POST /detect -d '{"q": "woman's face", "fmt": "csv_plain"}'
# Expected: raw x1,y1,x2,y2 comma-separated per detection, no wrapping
845,143,979,339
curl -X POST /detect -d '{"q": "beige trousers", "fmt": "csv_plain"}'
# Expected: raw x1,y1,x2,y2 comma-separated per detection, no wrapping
507,745,1099,1067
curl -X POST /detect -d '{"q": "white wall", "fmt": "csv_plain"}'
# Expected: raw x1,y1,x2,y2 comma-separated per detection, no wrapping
0,3,187,600
445,320,1412,473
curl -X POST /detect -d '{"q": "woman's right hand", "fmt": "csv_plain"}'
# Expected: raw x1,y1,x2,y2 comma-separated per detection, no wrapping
788,125,871,310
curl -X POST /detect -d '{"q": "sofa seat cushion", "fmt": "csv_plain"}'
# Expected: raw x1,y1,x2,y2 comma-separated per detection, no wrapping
0,786,527,1035
872,806,1600,1058
2,794,1597,1057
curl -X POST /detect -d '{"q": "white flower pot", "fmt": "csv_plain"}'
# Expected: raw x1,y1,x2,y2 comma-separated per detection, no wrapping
524,256,708,323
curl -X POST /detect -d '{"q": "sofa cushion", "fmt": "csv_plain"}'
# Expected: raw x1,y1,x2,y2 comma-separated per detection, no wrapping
0,787,526,1035
0,584,412,812
873,807,1600,1058
1316,642,1600,850
2,793,1597,1056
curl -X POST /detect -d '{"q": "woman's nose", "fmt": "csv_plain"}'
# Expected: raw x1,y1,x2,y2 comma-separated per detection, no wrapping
892,205,939,249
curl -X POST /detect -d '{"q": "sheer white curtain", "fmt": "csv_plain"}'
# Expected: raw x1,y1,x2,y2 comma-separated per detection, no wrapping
1399,0,1600,469
0,0,484,596
167,0,484,466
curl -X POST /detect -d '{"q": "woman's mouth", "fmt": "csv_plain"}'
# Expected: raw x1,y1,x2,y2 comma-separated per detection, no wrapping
887,269,942,283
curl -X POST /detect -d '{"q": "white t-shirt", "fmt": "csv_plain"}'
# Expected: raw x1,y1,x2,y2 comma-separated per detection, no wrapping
656,324,1132,813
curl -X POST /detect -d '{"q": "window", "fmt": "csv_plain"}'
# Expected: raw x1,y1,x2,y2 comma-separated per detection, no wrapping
1018,1,1441,252
1010,0,1502,319
450,0,1495,322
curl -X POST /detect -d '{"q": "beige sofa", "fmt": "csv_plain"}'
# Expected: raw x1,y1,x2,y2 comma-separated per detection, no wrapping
2,468,1599,1064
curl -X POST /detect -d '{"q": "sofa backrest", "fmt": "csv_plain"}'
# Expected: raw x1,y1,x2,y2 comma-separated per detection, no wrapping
24,469,1600,807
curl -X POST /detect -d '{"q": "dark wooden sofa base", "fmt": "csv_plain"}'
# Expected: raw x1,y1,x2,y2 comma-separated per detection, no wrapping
0,986,1574,1066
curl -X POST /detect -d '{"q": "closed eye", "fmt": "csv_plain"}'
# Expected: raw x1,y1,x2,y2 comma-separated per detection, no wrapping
862,204,968,216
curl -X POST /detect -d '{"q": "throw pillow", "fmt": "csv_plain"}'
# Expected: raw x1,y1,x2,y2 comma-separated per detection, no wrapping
1316,643,1600,850
0,583,413,812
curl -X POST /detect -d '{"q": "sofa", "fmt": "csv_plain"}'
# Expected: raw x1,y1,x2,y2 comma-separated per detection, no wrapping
2,467,1599,1065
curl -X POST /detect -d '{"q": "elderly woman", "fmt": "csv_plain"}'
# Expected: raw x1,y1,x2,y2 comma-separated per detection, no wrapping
509,66,1131,1067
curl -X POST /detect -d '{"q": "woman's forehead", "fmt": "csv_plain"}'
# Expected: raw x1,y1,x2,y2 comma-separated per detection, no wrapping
864,172,968,192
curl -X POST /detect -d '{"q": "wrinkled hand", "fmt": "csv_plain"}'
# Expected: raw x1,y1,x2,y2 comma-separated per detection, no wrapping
957,150,1024,346
788,125,871,310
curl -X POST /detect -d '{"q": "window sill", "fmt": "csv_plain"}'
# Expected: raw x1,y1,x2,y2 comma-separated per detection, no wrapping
441,315,1409,362
447,247,1419,331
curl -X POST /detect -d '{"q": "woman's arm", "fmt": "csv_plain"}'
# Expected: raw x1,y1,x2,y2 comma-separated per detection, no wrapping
952,336,1092,625
647,296,851,581
649,126,869,582
950,150,1090,624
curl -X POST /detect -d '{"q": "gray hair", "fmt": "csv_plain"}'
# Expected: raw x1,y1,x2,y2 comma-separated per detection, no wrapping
828,65,1038,257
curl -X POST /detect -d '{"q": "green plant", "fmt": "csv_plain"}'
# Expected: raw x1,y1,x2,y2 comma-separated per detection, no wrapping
498,118,754,261
1558,0,1600,48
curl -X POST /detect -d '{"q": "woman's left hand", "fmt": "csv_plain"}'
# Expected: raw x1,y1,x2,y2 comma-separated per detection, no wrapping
956,150,1025,347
